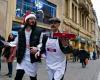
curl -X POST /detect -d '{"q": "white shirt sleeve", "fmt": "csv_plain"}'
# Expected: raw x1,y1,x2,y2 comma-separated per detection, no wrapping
37,32,44,51
9,35,18,47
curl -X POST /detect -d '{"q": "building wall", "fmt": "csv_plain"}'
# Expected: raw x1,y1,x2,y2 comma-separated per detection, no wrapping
0,0,8,37
94,18,100,47
54,0,96,50
5,0,16,39
98,27,100,47
0,0,16,39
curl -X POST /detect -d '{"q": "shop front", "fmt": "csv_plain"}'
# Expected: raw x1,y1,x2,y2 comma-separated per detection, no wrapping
16,0,56,24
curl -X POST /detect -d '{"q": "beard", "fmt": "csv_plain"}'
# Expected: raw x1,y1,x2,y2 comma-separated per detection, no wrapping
51,25,58,32
28,21,35,26
27,20,35,27
24,21,36,30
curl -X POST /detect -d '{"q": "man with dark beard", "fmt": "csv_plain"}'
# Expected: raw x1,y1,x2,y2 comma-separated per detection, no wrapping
8,13,43,80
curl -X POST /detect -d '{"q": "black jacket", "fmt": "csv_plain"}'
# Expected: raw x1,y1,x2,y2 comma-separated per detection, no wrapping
17,27,44,64
78,49,89,59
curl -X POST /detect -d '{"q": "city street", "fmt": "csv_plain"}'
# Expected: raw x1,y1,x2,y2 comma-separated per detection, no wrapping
0,0,100,80
1,59,100,80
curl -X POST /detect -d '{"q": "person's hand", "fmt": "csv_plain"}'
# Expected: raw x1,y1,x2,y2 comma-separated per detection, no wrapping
1,40,9,46
30,47,38,54
41,54,46,59
60,38,69,47
35,51,40,59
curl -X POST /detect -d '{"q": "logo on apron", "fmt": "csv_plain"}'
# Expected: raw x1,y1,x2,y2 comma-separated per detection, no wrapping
47,48,56,52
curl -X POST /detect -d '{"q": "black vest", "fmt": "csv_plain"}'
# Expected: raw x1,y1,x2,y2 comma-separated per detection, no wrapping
17,27,43,64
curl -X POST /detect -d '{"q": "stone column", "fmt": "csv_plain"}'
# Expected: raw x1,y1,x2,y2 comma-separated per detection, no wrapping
69,0,72,19
5,0,16,39
0,0,8,37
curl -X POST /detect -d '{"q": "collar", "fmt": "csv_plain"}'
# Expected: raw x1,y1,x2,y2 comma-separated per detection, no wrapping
25,29,32,34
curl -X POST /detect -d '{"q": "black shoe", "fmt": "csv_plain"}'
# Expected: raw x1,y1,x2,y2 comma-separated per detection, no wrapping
9,74,12,78
82,65,86,68
4,73,12,78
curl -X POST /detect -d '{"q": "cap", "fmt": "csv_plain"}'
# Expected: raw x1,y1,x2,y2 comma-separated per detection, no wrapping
49,17,61,24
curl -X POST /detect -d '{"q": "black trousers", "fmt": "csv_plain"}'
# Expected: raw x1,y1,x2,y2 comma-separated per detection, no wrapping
8,62,13,75
81,59,86,68
73,56,78,62
14,69,37,80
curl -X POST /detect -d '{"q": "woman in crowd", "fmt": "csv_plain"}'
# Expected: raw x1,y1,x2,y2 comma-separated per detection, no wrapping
2,33,16,78
78,46,89,68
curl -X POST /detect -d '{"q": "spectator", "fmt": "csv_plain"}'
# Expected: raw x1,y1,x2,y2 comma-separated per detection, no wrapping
78,46,89,68
2,33,16,78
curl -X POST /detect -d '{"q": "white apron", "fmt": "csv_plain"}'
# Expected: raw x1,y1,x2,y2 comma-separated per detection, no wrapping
90,52,93,59
16,30,38,77
45,38,66,80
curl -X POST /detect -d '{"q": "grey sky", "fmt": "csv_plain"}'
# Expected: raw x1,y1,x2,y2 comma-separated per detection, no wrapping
92,0,100,25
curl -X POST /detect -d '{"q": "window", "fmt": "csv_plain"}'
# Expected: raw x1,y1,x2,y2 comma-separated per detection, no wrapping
12,22,22,36
65,0,69,17
75,6,77,23
87,19,89,31
12,22,22,31
91,22,93,33
72,3,74,21
16,0,23,17
82,14,84,28
72,3,77,23
16,0,56,24
41,2,56,23
84,16,86,29
79,11,82,26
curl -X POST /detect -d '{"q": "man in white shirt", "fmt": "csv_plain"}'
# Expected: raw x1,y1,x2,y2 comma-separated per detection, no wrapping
8,13,43,80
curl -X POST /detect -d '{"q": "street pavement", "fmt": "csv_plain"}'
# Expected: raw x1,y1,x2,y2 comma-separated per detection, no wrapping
1,59,100,80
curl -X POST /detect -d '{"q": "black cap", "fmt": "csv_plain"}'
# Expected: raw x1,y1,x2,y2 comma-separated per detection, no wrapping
49,17,61,24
